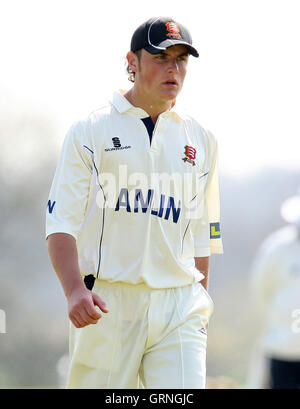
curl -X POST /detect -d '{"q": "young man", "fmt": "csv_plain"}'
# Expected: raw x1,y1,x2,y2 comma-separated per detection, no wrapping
46,16,223,389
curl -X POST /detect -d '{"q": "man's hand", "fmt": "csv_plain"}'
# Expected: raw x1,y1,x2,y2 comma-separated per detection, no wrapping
67,285,109,328
47,233,109,328
195,256,210,291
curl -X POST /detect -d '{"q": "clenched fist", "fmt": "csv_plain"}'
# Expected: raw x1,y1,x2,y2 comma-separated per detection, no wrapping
67,286,109,328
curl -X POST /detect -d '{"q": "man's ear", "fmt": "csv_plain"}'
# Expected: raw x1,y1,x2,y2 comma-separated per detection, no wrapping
126,51,140,74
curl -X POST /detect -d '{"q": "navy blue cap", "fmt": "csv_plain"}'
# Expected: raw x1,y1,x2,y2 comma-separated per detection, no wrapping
130,17,199,57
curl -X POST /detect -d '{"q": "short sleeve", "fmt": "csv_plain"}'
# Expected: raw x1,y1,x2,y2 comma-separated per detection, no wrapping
193,130,223,256
45,120,93,241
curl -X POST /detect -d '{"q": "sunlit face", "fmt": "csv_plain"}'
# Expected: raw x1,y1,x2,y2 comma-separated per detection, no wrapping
132,45,189,102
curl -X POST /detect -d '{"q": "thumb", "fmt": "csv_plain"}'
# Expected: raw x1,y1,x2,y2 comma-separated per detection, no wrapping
92,292,109,313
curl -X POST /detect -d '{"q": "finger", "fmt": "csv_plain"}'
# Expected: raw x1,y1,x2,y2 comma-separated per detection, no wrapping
71,314,85,329
92,293,109,313
69,305,87,326
76,307,98,326
83,309,101,324
84,298,102,320
69,298,100,326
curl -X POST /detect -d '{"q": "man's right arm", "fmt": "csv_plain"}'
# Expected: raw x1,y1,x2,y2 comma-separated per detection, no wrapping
47,233,108,328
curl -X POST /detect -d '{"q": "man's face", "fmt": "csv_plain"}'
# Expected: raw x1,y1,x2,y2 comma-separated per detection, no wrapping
134,45,189,102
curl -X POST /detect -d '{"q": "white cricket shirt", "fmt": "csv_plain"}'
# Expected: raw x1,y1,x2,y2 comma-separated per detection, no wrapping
46,90,223,288
250,225,300,359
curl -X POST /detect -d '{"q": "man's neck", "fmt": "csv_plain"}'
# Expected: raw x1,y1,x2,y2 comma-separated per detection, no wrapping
124,87,173,124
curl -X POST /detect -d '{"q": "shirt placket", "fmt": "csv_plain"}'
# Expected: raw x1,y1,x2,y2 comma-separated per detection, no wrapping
149,114,166,153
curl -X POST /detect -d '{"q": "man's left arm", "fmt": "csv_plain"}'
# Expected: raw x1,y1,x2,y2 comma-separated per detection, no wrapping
195,256,210,291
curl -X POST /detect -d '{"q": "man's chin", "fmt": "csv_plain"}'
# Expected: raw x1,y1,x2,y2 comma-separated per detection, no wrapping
160,89,180,103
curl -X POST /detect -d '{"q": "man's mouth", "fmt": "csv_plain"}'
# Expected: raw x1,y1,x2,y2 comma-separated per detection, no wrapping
163,80,178,87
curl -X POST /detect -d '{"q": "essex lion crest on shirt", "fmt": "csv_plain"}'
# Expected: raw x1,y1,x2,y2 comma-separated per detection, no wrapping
182,145,196,166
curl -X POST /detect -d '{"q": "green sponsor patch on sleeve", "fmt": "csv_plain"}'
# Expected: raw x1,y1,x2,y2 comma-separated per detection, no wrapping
210,222,221,239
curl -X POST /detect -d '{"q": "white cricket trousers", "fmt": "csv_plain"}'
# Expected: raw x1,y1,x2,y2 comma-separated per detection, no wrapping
66,279,214,389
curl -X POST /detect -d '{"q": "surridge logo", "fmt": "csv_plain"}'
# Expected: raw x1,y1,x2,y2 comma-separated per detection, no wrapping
105,137,131,152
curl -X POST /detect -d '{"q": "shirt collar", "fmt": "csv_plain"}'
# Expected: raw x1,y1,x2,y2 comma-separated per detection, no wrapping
111,90,183,121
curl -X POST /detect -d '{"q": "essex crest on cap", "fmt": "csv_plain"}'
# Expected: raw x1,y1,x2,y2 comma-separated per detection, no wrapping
165,22,182,39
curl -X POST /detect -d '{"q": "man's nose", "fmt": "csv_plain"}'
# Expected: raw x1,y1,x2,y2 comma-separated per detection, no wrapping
167,58,179,73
